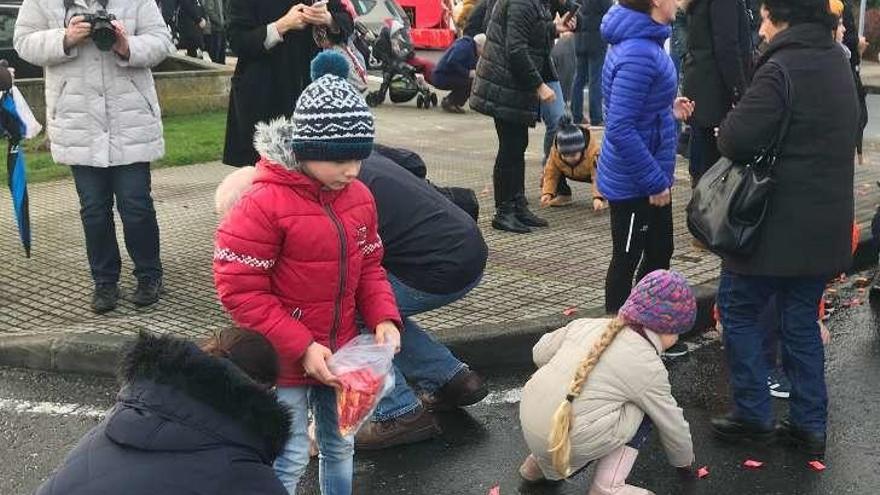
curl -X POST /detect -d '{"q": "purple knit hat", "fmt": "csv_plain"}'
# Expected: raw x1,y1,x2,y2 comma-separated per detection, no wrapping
618,270,696,334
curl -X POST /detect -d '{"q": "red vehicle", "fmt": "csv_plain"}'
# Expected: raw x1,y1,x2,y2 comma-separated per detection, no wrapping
395,0,456,49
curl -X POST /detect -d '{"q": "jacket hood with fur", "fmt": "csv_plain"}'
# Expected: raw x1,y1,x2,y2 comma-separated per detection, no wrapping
113,332,292,462
253,117,299,170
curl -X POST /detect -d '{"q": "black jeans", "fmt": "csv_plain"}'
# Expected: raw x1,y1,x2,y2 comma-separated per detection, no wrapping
605,197,673,313
493,118,528,208
71,163,162,285
204,31,226,64
688,126,720,185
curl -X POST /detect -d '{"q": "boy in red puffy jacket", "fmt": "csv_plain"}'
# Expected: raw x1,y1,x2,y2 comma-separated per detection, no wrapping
213,53,402,495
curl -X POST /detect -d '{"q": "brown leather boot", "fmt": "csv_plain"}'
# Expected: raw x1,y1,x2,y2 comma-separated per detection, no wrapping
420,368,489,412
354,407,441,451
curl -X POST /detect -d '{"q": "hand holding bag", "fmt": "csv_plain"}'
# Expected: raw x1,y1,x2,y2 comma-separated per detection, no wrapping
686,61,792,257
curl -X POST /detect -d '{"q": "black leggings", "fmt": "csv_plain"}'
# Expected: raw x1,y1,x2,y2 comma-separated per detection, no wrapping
493,118,528,207
605,197,674,313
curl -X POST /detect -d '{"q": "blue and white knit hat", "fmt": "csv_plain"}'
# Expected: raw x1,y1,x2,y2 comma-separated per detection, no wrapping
291,52,375,162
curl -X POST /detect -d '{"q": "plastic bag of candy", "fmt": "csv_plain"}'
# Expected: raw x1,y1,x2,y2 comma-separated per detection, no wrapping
327,334,396,436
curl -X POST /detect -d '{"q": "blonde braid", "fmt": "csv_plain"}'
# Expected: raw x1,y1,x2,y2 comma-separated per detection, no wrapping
547,318,628,477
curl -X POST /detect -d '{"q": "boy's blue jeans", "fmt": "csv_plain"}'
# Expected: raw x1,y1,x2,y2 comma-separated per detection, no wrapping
372,273,480,421
274,386,354,495
717,269,828,434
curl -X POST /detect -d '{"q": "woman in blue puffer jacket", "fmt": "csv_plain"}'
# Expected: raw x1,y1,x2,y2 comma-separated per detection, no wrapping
597,0,694,313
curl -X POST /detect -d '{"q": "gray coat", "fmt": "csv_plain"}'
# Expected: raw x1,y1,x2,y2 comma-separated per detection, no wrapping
14,0,174,167
520,318,694,480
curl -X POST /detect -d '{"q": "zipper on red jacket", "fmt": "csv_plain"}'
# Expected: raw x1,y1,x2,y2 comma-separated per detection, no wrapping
323,197,347,352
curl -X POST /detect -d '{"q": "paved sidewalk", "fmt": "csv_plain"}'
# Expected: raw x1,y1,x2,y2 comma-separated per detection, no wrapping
2,103,879,343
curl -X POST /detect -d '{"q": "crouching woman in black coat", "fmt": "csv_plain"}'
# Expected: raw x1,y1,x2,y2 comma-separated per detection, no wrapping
35,330,291,495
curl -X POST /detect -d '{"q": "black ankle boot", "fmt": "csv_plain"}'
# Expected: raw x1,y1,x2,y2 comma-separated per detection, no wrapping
492,202,531,233
777,419,826,456
514,195,548,227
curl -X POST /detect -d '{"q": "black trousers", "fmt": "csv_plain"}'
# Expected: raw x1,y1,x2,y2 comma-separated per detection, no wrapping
204,31,226,64
688,126,721,185
493,118,528,207
605,197,673,313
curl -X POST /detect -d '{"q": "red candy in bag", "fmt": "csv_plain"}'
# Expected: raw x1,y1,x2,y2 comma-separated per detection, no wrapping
336,368,385,436
327,335,396,436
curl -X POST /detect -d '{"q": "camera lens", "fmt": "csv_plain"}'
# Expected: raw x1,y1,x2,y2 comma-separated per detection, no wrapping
92,21,116,51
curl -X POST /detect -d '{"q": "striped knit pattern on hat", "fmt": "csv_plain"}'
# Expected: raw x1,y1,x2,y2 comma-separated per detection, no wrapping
555,119,586,156
291,53,374,162
618,270,697,334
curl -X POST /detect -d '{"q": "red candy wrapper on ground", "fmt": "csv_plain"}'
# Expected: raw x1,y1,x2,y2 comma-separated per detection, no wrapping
562,307,578,316
487,485,500,495
743,459,764,469
327,335,396,437
697,466,710,479
808,460,826,472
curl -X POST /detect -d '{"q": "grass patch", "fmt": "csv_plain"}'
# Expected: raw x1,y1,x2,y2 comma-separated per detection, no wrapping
1,110,227,186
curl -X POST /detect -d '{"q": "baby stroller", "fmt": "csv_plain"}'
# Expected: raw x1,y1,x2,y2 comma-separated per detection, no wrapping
364,20,438,109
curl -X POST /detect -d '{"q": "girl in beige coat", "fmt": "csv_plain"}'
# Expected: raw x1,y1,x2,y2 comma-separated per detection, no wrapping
519,270,697,494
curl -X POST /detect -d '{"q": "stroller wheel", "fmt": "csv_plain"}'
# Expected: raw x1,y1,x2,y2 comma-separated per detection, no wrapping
430,93,438,107
366,92,382,107
416,94,424,108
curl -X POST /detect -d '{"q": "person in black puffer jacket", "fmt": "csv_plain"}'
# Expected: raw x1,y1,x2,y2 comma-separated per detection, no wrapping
470,0,575,233
35,330,291,495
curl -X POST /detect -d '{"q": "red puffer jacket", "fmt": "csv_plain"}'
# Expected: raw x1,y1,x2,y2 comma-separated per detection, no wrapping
214,159,401,386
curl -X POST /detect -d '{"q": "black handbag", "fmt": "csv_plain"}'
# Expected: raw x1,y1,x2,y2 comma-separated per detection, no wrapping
686,61,792,257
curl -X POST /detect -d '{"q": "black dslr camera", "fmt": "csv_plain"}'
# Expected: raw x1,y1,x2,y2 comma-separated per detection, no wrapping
80,10,117,51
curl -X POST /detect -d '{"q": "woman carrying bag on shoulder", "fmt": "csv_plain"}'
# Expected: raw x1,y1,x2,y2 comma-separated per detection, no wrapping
709,0,858,457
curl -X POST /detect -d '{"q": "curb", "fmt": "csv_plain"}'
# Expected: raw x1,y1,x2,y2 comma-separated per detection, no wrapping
1,238,876,377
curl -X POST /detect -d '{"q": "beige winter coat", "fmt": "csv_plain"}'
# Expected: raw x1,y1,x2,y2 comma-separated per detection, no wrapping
14,0,174,167
519,318,694,480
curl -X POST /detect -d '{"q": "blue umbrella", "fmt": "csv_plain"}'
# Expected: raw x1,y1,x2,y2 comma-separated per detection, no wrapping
0,90,30,257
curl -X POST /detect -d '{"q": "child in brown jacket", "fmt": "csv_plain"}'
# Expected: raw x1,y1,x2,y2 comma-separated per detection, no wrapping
540,114,606,211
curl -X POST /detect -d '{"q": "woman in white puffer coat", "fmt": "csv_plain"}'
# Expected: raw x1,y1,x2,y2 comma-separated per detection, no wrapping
14,0,174,313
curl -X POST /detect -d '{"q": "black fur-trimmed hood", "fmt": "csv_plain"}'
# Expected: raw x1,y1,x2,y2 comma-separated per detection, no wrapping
113,332,292,461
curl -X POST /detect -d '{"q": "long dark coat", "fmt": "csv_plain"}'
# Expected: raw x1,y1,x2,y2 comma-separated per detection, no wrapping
222,0,352,166
176,0,206,50
718,23,858,277
681,0,753,128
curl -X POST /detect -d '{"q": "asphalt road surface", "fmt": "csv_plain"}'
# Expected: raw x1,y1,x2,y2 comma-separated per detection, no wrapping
2,276,879,495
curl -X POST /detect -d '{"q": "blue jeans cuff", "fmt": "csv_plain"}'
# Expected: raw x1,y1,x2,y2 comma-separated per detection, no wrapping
372,401,422,422
436,362,468,392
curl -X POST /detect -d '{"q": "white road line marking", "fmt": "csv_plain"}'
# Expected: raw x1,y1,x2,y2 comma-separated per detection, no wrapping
0,398,107,419
481,387,522,405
